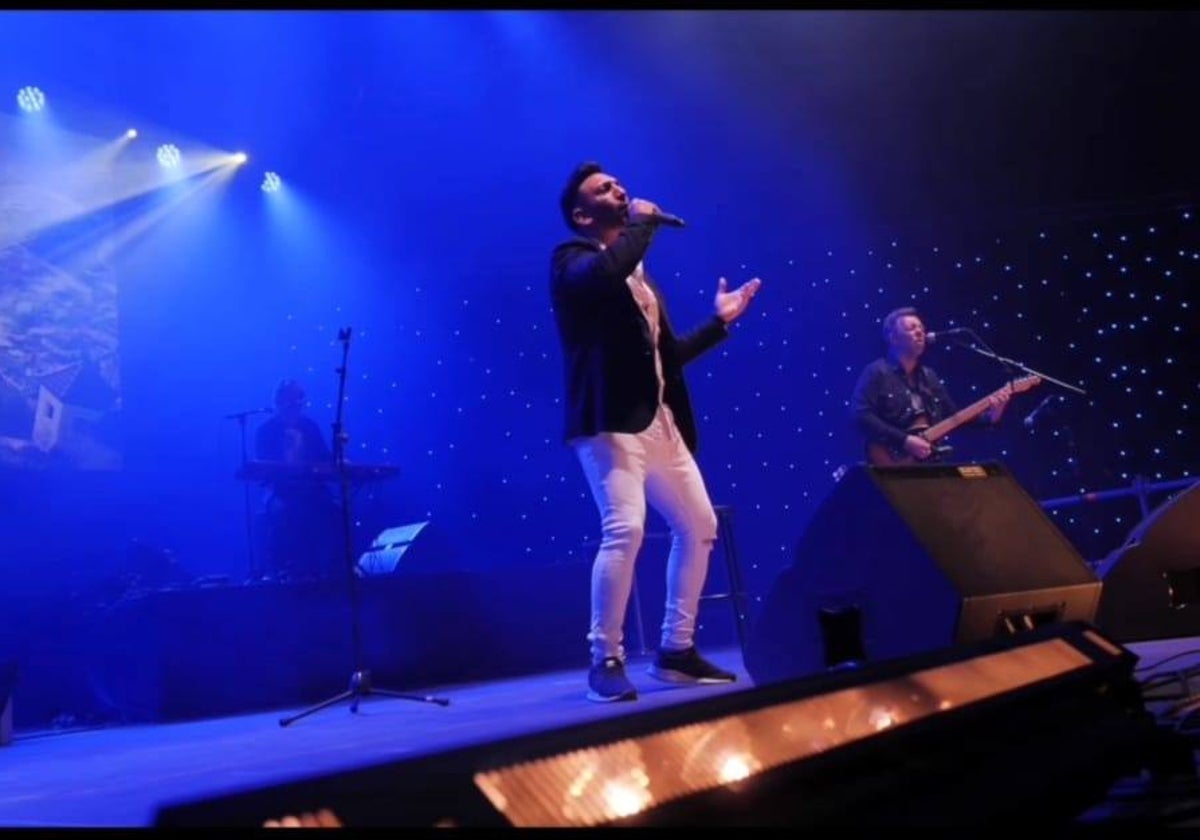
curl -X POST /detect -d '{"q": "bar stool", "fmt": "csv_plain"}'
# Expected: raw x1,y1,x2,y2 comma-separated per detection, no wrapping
706,504,752,660
584,504,751,661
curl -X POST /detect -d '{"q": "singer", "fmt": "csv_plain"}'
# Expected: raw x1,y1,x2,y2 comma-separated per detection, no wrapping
550,161,761,703
850,307,1011,466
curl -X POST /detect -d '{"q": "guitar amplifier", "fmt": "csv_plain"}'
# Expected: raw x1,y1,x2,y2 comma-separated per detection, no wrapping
746,462,1101,685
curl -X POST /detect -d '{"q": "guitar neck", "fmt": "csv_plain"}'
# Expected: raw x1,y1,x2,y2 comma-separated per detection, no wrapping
922,397,992,444
920,375,1038,444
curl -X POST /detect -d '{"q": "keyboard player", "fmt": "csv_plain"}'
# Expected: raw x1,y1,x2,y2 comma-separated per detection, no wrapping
253,379,341,581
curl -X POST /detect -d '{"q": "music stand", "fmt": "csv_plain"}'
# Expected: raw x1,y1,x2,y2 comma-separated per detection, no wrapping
279,327,448,727
356,521,430,576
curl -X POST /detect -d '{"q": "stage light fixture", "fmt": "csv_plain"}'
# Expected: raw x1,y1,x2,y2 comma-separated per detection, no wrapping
126,128,138,139
156,144,182,169
262,171,282,193
16,86,45,113
233,152,248,165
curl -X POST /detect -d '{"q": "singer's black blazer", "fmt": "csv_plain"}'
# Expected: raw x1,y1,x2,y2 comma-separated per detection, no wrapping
549,220,728,454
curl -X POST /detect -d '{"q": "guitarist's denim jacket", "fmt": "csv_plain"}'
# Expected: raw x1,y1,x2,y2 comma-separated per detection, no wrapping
850,356,958,449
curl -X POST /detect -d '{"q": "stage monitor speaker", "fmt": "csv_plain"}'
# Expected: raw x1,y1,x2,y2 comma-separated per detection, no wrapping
1096,480,1200,642
746,462,1101,686
153,622,1161,827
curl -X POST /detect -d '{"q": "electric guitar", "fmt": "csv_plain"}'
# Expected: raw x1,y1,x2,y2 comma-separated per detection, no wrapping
866,375,1042,466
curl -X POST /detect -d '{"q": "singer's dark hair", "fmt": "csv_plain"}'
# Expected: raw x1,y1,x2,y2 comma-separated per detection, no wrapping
560,161,603,233
882,307,921,340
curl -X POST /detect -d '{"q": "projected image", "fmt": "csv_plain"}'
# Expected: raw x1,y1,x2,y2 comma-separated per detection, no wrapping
0,180,121,470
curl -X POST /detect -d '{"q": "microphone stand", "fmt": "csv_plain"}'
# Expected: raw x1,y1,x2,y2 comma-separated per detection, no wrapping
954,328,1087,397
223,407,271,583
279,327,448,728
948,328,1089,495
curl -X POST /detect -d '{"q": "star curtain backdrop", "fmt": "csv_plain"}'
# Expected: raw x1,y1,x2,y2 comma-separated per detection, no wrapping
0,10,1195,637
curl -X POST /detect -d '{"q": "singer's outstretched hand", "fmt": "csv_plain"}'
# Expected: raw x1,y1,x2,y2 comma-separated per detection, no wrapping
715,276,763,324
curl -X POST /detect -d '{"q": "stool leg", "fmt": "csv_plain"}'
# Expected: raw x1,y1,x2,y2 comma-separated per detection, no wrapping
630,574,650,657
717,507,750,662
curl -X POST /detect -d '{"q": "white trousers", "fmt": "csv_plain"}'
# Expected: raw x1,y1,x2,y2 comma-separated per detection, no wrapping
573,406,719,664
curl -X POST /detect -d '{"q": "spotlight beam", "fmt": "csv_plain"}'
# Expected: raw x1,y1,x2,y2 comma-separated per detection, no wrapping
0,153,244,251
97,165,239,262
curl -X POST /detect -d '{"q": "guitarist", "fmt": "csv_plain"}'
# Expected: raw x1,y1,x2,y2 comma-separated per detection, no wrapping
850,307,1010,465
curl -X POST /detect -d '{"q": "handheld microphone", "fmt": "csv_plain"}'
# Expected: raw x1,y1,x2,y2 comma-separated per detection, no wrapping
925,327,970,344
630,198,686,228
1023,394,1058,430
652,210,686,228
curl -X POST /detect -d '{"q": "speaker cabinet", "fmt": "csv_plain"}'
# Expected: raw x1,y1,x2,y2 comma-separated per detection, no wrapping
1096,480,1200,641
1,660,15,747
746,462,1101,685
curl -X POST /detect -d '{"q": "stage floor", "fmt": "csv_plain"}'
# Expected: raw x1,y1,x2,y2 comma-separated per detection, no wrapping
4,639,1200,827
1,647,751,827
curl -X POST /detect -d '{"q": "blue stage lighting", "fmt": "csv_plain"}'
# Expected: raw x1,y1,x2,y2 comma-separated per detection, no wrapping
16,86,45,113
156,144,182,169
261,171,282,193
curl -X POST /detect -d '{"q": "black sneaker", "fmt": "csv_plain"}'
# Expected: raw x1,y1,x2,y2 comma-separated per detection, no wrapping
587,657,638,703
648,646,737,685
